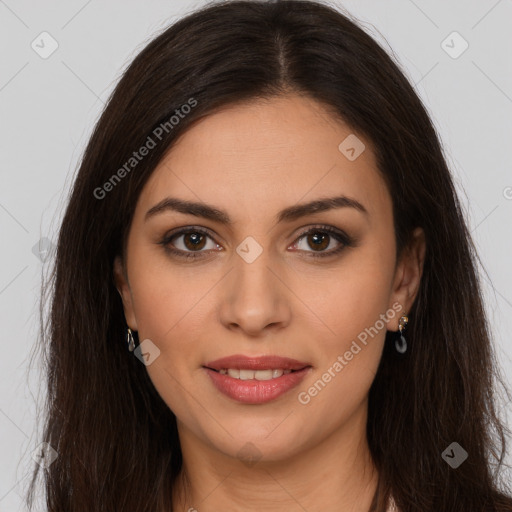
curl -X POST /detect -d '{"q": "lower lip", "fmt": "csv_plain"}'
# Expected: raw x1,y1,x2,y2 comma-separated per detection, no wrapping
204,367,311,404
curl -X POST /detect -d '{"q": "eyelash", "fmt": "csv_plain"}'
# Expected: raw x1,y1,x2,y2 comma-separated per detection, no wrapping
158,224,354,261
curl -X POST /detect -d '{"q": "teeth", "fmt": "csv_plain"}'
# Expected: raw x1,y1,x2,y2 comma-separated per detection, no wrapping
255,370,274,381
218,368,294,380
239,369,254,381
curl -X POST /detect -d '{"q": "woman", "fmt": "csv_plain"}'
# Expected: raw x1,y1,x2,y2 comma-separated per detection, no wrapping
26,1,512,510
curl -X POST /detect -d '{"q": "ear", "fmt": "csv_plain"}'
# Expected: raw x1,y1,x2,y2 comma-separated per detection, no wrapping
386,227,426,330
113,255,138,330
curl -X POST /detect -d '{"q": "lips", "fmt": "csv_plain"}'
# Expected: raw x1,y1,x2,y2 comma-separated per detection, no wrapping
203,354,312,404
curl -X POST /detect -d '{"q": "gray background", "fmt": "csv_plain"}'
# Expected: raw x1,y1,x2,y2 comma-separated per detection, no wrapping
1,0,511,509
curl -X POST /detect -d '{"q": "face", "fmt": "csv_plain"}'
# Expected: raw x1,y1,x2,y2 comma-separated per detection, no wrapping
114,94,425,463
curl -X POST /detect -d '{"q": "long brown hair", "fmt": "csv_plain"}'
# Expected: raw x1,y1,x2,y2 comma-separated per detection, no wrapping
25,1,512,510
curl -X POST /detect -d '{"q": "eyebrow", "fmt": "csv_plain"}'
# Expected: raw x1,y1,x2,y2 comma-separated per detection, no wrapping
145,195,368,225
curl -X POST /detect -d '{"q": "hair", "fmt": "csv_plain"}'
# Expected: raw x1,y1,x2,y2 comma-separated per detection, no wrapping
25,1,512,511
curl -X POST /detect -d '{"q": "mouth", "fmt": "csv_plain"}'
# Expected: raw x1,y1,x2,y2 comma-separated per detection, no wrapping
204,367,306,380
204,354,310,372
203,354,312,404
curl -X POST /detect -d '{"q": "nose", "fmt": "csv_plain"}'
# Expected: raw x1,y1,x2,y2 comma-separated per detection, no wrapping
218,245,292,337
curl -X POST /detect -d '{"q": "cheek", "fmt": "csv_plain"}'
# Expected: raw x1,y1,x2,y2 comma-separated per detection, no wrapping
127,242,211,341
294,242,395,404
126,257,210,418
298,247,394,349
294,274,392,430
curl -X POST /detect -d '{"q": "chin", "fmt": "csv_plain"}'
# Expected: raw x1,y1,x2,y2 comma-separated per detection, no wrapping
203,419,315,463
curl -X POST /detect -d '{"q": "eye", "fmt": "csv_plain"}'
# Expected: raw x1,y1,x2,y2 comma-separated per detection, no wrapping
159,227,221,259
290,225,354,258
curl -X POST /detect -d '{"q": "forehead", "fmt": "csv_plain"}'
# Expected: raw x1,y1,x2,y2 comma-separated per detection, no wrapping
136,94,391,224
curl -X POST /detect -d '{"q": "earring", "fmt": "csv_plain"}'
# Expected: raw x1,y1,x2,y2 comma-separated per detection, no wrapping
394,314,409,354
126,327,136,352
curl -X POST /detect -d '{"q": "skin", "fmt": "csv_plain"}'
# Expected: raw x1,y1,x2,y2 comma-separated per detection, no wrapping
114,93,426,512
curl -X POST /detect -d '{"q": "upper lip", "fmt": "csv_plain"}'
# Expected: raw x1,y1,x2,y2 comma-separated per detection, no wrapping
204,354,311,371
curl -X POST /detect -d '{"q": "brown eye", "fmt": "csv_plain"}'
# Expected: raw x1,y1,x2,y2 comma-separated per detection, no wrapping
291,225,354,258
160,227,221,260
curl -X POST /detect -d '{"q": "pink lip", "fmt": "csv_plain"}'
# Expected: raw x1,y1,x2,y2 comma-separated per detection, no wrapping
203,354,312,404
